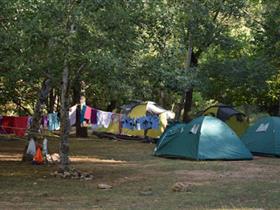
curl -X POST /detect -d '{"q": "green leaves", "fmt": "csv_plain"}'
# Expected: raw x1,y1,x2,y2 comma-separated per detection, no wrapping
0,0,279,115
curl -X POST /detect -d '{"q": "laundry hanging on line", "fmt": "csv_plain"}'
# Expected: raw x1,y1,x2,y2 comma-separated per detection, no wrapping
84,106,92,120
90,108,98,125
121,115,160,130
13,116,29,137
121,116,135,130
0,116,29,137
96,110,113,128
0,105,161,136
48,112,60,131
41,116,48,129
0,116,15,134
69,105,77,126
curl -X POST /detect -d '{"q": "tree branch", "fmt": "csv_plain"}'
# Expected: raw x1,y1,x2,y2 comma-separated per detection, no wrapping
12,99,32,115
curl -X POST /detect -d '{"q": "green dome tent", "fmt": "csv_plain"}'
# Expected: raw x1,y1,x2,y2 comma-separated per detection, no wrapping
241,116,280,156
154,116,252,160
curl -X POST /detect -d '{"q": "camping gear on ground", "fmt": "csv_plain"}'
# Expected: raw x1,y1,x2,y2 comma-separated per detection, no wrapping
42,138,48,156
202,104,249,137
26,138,36,157
241,116,280,156
46,153,60,164
154,116,253,160
121,101,175,139
33,144,44,165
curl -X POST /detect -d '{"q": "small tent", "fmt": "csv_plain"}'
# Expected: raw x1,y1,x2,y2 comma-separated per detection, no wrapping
95,101,175,139
122,101,175,138
241,116,280,156
154,116,252,160
202,104,249,137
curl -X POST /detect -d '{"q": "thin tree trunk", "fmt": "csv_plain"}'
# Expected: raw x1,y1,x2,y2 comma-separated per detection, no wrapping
72,75,81,105
29,78,52,135
175,96,184,121
176,32,193,122
159,89,164,106
183,32,193,122
182,88,193,122
59,62,70,171
72,64,86,105
48,88,55,113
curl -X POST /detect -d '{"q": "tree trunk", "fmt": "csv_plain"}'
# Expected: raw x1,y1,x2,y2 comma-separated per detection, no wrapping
22,78,52,161
182,88,193,122
59,63,70,171
72,75,81,105
175,96,184,121
176,32,193,121
48,88,55,113
159,89,164,106
72,64,86,105
183,32,193,122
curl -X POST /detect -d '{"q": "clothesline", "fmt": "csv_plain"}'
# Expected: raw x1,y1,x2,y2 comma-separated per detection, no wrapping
68,105,160,131
0,105,161,137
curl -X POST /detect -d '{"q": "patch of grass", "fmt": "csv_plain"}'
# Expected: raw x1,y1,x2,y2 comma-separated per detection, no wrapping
1,137,280,209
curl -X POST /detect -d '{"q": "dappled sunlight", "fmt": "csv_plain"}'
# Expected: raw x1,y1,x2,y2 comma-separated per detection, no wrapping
0,153,22,161
0,153,127,164
70,156,126,164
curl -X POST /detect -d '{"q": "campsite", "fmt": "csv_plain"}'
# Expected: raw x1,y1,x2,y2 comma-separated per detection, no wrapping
1,1,280,210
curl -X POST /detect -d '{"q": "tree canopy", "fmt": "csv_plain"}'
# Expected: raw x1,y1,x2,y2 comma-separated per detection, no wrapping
0,0,279,115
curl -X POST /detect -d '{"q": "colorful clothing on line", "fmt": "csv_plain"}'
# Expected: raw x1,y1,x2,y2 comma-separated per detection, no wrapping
151,115,159,129
41,116,48,129
14,116,29,137
121,116,135,129
69,105,77,126
1,116,15,134
84,106,92,120
48,113,60,131
97,110,112,128
80,104,86,124
91,108,98,125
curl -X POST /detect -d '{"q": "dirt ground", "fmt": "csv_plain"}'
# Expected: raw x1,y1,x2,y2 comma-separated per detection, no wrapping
0,136,280,210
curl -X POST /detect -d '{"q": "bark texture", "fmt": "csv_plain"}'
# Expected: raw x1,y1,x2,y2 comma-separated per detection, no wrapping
59,63,70,171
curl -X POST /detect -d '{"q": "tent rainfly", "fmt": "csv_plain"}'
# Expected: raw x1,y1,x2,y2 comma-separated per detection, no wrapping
154,116,253,160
